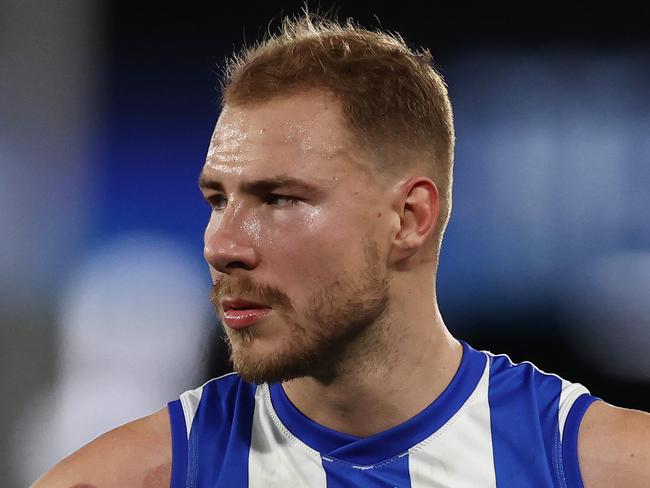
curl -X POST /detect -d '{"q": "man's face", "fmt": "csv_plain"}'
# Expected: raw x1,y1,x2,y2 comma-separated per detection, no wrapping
200,91,393,384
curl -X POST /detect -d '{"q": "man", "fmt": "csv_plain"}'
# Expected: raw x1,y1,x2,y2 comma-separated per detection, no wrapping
34,13,649,488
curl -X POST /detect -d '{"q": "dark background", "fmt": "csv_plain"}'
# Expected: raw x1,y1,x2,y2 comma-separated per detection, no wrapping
2,2,648,485
103,0,649,400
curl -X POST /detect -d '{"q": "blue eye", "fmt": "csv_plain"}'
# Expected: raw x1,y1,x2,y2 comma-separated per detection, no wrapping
266,194,301,206
208,195,227,210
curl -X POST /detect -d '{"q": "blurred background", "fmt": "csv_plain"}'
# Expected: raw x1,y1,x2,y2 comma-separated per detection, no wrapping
1,1,648,485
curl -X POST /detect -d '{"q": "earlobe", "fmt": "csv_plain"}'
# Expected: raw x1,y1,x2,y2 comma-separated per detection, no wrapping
390,177,439,263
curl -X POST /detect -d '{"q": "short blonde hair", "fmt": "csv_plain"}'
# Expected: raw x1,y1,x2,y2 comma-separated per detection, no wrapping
222,13,455,256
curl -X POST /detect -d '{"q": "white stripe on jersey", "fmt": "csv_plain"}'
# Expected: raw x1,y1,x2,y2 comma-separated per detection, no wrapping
179,372,238,439
179,384,204,440
408,355,496,487
558,379,590,442
248,384,327,487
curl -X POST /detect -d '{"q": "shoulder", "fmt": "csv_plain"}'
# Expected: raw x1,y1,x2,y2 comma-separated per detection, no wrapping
578,400,650,488
484,349,589,407
175,372,253,429
31,374,251,488
31,407,171,488
172,374,258,487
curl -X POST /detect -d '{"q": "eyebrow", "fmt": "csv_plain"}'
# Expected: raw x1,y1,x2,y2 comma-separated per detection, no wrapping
198,172,327,197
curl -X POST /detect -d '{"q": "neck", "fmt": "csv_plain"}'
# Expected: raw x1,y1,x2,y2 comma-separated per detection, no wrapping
281,287,462,438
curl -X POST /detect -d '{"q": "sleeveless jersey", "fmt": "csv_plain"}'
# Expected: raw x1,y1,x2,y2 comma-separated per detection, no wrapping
167,341,598,487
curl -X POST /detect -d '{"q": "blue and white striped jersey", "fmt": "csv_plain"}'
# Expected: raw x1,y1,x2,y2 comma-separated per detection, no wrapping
167,341,598,487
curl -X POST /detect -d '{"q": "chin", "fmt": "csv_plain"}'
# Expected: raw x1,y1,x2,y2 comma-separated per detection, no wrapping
229,339,314,385
233,357,309,385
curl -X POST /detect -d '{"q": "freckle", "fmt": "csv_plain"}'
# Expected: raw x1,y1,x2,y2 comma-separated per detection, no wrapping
354,192,358,196
377,212,382,217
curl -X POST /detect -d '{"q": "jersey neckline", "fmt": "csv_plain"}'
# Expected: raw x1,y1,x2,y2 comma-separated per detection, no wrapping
267,340,487,466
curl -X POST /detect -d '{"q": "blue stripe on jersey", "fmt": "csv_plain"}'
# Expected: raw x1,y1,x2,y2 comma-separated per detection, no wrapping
562,394,599,488
187,375,257,487
322,453,412,488
269,340,486,466
167,399,188,488
488,354,562,487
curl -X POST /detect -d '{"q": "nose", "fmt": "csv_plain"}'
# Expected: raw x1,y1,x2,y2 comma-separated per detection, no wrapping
204,207,259,274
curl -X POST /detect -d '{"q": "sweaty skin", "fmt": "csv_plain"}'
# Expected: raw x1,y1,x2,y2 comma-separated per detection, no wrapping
31,91,650,488
202,91,462,436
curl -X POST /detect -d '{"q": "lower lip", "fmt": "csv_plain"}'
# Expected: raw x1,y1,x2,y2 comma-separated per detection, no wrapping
223,308,272,329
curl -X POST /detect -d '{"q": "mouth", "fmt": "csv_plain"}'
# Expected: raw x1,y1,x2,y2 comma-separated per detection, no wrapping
221,298,267,310
220,298,272,330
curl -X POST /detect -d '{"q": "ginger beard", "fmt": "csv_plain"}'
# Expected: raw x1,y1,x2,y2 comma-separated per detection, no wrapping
210,240,390,384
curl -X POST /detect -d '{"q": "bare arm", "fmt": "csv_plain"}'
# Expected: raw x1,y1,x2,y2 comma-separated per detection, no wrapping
579,400,650,488
31,407,172,488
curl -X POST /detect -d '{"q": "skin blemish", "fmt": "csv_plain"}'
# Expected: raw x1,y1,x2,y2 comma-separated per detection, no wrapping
377,212,382,217
143,462,172,488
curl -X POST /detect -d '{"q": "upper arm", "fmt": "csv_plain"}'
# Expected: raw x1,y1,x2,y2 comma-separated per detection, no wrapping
31,407,172,488
578,400,650,488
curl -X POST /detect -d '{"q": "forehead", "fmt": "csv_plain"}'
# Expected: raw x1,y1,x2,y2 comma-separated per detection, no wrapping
203,92,369,181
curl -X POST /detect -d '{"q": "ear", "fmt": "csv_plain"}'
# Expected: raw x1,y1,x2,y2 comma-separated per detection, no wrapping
389,177,440,264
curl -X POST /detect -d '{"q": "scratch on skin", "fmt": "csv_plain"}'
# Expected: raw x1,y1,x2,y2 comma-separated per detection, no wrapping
143,461,172,488
66,461,170,488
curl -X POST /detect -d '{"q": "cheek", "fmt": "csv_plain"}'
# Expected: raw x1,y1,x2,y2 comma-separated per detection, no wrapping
268,209,359,275
264,207,335,254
